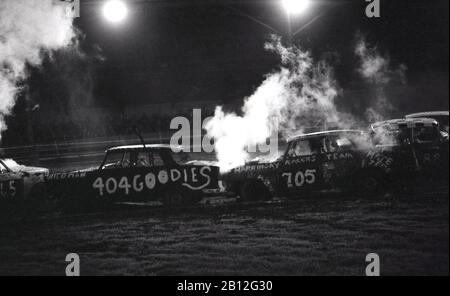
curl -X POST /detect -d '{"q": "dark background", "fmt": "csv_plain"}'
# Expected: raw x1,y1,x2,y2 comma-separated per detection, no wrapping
2,0,449,145
77,0,449,106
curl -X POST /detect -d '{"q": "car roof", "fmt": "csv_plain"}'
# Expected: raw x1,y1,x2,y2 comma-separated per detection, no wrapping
106,144,182,152
371,118,438,130
287,130,364,143
405,111,449,118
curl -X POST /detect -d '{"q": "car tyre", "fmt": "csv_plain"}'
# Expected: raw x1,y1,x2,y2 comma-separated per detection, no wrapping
354,170,383,198
163,188,186,207
21,183,49,217
60,190,109,213
240,180,271,202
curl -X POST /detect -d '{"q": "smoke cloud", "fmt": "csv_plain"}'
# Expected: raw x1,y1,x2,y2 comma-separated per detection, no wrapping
205,35,409,171
0,0,76,135
205,36,352,171
354,35,407,122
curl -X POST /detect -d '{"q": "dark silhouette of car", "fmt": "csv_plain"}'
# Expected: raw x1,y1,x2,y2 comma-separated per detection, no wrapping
405,111,449,133
47,144,220,208
221,125,448,201
0,158,49,211
370,117,448,182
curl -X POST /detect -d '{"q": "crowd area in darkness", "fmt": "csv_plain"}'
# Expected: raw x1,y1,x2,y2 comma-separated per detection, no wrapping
2,110,212,146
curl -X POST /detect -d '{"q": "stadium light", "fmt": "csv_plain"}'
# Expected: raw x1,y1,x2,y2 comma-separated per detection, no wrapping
282,0,311,15
102,0,128,23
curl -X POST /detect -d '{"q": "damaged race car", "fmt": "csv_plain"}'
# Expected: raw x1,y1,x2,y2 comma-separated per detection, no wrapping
221,122,449,201
405,111,449,133
0,158,49,211
46,144,220,209
370,117,449,183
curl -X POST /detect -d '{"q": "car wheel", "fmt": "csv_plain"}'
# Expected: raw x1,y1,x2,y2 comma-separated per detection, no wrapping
240,180,271,202
163,189,186,207
21,183,48,216
60,191,84,213
355,171,382,198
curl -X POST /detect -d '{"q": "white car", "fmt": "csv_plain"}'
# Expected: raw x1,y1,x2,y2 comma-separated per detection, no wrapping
0,159,49,202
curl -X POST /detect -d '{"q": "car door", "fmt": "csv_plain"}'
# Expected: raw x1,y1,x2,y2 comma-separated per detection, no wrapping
127,149,169,201
93,148,170,202
90,150,138,201
276,138,323,196
320,134,363,189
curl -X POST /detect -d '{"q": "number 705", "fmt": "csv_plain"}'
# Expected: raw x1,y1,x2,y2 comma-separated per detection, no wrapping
282,169,316,188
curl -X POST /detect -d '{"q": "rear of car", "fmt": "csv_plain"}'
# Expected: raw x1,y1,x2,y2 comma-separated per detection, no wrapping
370,118,449,184
405,111,449,133
0,159,49,212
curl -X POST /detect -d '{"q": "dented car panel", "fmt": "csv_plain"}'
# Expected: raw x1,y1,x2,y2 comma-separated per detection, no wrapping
223,130,373,196
0,171,23,200
370,117,449,177
46,144,220,203
405,111,449,132
0,159,48,202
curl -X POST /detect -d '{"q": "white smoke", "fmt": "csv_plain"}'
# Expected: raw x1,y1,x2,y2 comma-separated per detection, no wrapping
0,0,76,135
205,36,351,171
354,35,407,123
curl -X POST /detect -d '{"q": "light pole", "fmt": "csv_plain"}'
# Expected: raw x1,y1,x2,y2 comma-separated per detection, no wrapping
282,0,311,46
286,10,293,46
102,0,128,23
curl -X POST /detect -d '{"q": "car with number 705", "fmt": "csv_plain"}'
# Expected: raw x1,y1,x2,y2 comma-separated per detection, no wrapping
220,126,448,201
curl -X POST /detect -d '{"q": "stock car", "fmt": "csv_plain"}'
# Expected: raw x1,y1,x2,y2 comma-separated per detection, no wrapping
405,111,449,133
0,158,49,208
46,144,221,208
220,122,448,201
370,117,449,181
221,129,382,200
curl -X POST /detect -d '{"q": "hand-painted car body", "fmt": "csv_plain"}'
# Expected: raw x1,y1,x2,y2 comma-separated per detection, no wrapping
370,117,449,178
221,125,448,200
0,159,49,202
46,144,220,205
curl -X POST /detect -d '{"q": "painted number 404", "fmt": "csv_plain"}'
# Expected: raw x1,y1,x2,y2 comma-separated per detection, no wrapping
282,169,316,188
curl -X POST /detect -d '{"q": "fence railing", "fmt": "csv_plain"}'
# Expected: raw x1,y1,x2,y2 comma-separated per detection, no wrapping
1,132,173,165
2,132,286,169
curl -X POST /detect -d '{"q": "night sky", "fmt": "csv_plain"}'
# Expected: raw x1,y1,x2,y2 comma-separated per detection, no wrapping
29,0,450,111
66,0,448,105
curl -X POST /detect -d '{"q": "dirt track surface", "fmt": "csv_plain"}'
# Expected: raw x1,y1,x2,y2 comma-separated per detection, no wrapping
0,191,448,276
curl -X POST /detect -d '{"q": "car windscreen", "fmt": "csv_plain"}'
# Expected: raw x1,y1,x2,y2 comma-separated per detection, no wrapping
287,139,320,157
101,151,131,169
372,126,439,146
171,151,194,165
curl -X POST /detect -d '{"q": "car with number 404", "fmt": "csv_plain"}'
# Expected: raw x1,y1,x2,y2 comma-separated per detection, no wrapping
221,123,448,201
46,144,220,208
